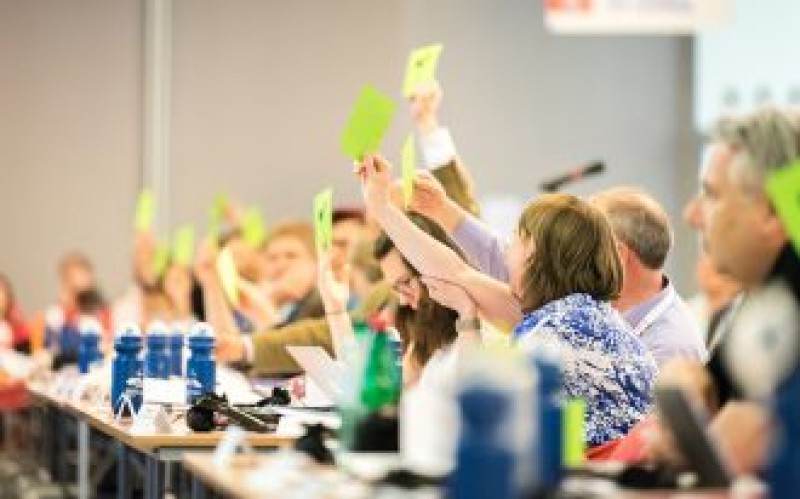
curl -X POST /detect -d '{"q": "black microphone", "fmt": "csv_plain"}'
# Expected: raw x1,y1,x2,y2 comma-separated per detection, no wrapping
540,161,605,192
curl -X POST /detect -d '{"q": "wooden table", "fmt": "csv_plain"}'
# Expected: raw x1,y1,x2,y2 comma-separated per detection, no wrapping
27,381,293,499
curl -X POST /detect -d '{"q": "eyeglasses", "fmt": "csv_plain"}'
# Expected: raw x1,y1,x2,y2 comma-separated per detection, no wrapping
390,274,416,294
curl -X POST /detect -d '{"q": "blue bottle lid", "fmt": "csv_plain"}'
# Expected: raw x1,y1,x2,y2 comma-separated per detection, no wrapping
116,322,142,339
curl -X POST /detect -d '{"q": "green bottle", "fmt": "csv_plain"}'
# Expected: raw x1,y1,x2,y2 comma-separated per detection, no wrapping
360,329,401,411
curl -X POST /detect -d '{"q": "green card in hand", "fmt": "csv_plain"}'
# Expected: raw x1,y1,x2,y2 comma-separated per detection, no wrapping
135,188,155,232
208,193,228,246
766,160,800,257
403,43,443,97
242,207,267,249
217,246,239,305
341,85,396,161
563,398,586,467
313,188,334,252
152,243,171,280
173,225,195,266
401,134,416,208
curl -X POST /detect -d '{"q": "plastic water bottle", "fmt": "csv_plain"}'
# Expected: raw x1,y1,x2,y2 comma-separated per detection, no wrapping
168,323,186,377
111,323,143,414
144,321,170,379
532,349,563,491
449,384,514,499
77,316,104,374
186,322,216,404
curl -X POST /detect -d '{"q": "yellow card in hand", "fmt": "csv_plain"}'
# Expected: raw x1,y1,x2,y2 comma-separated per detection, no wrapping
152,243,171,280
217,247,239,305
313,188,333,252
341,85,396,161
403,43,443,97
173,225,195,266
208,193,228,246
135,188,155,232
242,207,267,249
402,134,416,208
766,159,800,257
563,398,586,467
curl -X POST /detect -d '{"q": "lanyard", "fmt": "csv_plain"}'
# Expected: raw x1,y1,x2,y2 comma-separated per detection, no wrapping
632,286,676,337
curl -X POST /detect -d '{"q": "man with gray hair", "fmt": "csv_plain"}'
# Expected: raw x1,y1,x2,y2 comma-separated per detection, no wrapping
651,106,800,475
590,187,707,366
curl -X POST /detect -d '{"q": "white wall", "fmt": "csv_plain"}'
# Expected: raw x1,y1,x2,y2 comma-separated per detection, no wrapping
0,0,142,310
0,0,697,311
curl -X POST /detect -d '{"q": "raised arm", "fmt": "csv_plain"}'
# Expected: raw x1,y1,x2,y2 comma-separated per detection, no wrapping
360,156,520,326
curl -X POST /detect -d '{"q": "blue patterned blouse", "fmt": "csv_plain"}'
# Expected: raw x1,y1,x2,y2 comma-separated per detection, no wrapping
513,293,657,447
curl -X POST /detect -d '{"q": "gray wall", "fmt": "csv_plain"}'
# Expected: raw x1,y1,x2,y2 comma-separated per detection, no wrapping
0,0,697,312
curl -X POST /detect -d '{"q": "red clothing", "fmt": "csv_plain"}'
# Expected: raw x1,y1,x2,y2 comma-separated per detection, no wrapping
5,305,30,347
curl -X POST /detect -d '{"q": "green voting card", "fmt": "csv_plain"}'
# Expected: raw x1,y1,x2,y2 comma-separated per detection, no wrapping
242,207,267,249
217,246,239,305
173,225,195,266
766,160,800,256
403,43,443,97
135,188,155,232
313,188,333,252
208,193,228,245
341,85,396,161
563,398,586,467
401,134,416,208
152,243,171,280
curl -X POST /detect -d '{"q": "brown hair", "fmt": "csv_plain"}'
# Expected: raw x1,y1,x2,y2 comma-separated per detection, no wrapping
517,193,622,313
373,213,463,368
263,221,316,258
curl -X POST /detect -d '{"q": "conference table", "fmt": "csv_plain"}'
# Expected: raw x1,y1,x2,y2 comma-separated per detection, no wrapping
26,381,293,499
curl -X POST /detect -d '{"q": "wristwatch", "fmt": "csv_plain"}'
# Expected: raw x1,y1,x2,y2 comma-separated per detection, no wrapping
455,316,481,334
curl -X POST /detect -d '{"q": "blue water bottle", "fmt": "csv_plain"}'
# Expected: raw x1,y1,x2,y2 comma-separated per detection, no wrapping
111,323,144,414
77,316,104,374
533,349,563,491
169,323,186,377
144,321,170,379
186,322,216,404
448,384,514,499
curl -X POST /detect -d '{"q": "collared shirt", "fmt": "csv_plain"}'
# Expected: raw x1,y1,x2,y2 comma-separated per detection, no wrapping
514,293,656,447
622,277,708,367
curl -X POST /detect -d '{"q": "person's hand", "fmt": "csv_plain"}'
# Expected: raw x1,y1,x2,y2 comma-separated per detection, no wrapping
409,80,442,135
133,231,158,287
164,265,193,318
215,333,246,363
409,171,448,218
193,239,219,287
420,276,476,320
317,251,350,315
643,360,720,467
357,155,393,216
709,401,771,475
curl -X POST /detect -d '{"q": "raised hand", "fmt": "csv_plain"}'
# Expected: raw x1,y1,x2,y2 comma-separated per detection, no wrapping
420,275,476,320
409,80,442,134
317,251,350,315
357,154,394,216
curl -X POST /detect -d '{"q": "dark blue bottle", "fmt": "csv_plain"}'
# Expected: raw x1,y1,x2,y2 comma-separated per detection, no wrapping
533,350,563,491
111,323,143,414
186,322,216,404
169,323,186,377
448,385,514,499
144,321,170,379
77,316,104,374
768,368,800,499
